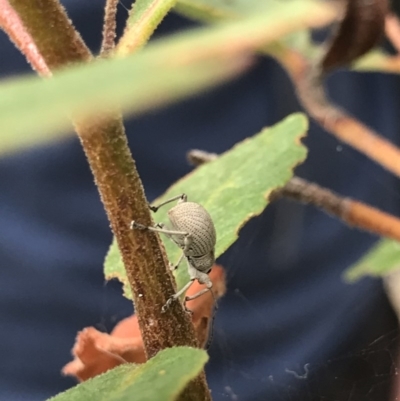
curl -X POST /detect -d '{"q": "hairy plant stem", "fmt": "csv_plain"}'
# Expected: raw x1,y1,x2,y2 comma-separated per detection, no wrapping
101,0,119,56
7,0,91,68
0,0,50,76
6,1,211,399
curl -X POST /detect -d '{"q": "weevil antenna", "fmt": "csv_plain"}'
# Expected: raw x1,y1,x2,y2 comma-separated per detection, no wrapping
205,288,218,350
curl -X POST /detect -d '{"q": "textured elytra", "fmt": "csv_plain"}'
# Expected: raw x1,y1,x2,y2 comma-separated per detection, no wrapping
168,201,216,256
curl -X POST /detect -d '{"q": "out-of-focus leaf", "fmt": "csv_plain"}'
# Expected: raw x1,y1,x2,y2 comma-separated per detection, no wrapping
49,347,207,401
0,44,244,155
105,113,308,299
353,49,400,74
321,0,389,73
174,0,327,57
0,0,333,155
175,0,278,21
344,239,400,282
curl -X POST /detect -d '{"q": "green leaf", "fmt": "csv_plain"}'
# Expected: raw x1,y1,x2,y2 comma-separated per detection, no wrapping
0,42,243,156
117,0,178,55
48,347,207,401
352,49,399,74
344,239,400,282
0,0,333,155
105,113,308,298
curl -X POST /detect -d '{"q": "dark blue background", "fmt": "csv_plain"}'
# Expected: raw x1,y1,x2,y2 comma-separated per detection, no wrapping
0,1,399,400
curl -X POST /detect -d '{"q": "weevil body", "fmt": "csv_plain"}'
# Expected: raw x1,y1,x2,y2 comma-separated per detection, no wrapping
131,194,216,312
168,201,216,273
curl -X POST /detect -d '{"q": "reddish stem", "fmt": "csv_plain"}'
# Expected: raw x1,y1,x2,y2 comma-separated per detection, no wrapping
0,0,50,76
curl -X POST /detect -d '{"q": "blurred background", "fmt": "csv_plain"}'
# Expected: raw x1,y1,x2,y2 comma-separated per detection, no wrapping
1,1,400,400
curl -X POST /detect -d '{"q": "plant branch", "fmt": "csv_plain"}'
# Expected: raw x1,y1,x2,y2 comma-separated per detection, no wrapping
385,13,400,54
6,2,211,399
101,0,119,56
267,45,400,178
7,0,91,69
188,150,400,242
116,0,178,56
280,177,400,242
0,0,50,76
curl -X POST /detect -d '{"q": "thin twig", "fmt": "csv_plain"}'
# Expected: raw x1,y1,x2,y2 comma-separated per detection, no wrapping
188,150,400,242
281,177,400,242
267,45,400,178
115,0,178,56
385,13,400,54
101,0,119,56
278,177,345,218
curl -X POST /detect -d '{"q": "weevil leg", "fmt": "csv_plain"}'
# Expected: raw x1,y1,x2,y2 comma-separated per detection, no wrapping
161,278,195,313
183,234,193,254
154,223,189,243
147,226,189,237
149,193,187,212
131,221,191,269
184,285,212,302
184,265,213,303
131,221,189,238
169,251,184,271
161,261,213,313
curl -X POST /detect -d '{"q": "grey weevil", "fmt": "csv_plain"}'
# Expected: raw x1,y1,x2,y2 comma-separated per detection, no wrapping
131,194,216,312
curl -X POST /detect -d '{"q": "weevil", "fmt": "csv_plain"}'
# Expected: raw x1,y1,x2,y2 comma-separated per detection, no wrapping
131,194,216,312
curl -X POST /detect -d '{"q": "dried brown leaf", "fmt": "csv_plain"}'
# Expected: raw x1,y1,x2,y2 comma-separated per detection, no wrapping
62,265,226,382
321,0,389,73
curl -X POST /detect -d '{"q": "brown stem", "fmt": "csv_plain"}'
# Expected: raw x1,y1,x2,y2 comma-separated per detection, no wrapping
188,150,400,242
7,0,91,69
101,0,119,56
281,177,400,242
74,116,211,401
0,0,50,76
270,46,400,178
6,1,211,399
279,177,345,217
